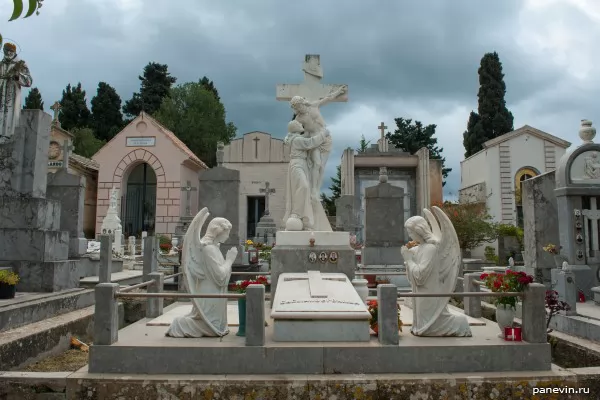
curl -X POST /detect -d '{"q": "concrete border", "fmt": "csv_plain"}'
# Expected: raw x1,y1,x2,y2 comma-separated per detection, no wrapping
3,366,600,399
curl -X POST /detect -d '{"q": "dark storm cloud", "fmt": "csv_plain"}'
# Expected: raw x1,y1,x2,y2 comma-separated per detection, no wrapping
3,0,599,198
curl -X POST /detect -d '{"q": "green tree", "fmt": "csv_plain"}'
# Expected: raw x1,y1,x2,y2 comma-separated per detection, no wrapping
386,117,451,185
320,165,341,216
72,127,105,158
435,201,498,252
58,83,91,131
356,135,370,153
154,80,236,167
123,62,177,118
199,76,220,101
463,52,514,157
23,87,43,110
8,0,42,21
91,82,124,141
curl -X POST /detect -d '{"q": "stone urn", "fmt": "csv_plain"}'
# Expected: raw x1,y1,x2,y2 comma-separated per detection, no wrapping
579,120,596,143
495,304,516,337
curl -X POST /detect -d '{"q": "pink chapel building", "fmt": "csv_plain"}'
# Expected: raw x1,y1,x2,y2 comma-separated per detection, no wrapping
92,112,208,238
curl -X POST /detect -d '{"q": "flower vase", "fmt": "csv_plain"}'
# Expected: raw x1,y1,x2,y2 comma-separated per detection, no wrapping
495,304,516,337
236,298,246,337
0,283,16,299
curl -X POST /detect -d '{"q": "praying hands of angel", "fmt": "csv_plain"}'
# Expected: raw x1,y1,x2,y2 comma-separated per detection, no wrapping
402,206,472,337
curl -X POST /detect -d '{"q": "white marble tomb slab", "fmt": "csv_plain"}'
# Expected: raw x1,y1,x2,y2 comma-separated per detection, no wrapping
271,271,370,319
146,303,239,326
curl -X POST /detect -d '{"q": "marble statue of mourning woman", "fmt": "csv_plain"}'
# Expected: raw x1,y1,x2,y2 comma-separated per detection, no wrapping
402,206,472,337
166,207,238,338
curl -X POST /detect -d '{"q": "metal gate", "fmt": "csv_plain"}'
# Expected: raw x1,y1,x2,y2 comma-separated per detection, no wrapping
121,183,156,237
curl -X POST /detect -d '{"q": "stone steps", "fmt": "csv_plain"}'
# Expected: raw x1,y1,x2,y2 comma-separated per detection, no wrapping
0,288,95,333
79,270,144,289
0,306,95,370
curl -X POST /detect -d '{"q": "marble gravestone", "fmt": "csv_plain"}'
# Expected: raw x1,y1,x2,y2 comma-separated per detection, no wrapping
552,120,600,299
196,142,242,264
0,110,78,292
362,182,406,267
271,271,370,342
46,147,88,258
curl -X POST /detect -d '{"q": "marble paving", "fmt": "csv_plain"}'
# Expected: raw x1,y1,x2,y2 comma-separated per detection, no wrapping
146,302,485,327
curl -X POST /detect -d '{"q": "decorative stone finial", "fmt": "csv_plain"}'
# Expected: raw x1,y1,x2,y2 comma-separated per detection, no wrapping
216,141,224,167
579,120,595,143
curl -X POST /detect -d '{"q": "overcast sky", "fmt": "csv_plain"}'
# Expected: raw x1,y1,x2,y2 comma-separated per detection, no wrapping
2,0,599,198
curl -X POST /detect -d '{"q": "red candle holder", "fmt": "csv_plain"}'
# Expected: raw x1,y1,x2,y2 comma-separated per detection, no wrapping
504,326,522,341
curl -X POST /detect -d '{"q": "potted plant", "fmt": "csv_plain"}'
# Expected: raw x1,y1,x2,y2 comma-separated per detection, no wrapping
367,299,402,336
0,270,19,299
229,276,269,337
480,270,533,336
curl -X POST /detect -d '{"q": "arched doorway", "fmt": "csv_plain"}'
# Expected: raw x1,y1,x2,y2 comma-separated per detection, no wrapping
122,162,157,236
515,167,539,228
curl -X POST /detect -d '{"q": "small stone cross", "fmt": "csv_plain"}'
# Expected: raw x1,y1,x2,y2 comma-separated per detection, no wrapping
378,122,389,152
216,141,225,167
180,180,197,216
259,181,276,216
61,139,73,171
253,136,260,158
51,101,61,124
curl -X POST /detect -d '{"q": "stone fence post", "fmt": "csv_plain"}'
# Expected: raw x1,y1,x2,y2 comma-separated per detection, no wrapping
245,284,265,346
94,283,119,345
522,283,547,343
463,273,482,318
378,284,399,345
99,234,113,283
555,270,578,316
147,272,164,319
143,235,158,282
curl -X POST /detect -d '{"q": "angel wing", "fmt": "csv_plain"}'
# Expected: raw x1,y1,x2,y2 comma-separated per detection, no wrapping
423,208,441,241
431,206,461,289
180,207,210,292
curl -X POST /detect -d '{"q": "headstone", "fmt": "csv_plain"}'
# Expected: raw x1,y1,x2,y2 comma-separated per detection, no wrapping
522,171,560,284
553,120,600,299
0,110,78,292
46,167,87,258
196,146,242,264
362,182,405,267
100,187,122,256
270,271,370,342
128,236,136,256
254,181,277,245
335,195,361,234
141,231,147,254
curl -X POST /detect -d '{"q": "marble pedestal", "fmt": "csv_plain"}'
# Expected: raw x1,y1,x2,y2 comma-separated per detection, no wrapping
269,231,356,307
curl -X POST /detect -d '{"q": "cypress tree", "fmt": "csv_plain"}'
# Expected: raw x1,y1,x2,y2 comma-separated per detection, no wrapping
23,87,44,110
463,52,514,157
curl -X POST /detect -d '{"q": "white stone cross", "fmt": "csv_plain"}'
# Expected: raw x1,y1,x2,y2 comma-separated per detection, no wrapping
180,180,197,216
50,101,61,123
61,139,73,171
259,181,276,216
583,197,600,252
377,122,389,153
276,54,349,103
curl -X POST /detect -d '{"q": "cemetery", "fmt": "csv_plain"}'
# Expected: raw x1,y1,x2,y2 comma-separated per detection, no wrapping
1,49,600,399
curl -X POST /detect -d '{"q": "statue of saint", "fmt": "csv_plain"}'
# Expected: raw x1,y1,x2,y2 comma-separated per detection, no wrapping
402,206,472,337
0,42,33,144
289,84,347,201
166,207,238,338
282,120,332,231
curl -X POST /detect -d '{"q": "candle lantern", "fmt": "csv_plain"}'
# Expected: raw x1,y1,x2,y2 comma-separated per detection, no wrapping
248,246,259,264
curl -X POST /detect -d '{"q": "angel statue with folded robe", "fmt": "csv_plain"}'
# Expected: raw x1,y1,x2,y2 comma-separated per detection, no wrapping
166,207,238,338
402,206,472,337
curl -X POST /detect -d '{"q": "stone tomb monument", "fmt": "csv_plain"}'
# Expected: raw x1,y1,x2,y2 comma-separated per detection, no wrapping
271,271,370,341
195,142,242,264
551,120,600,299
0,110,79,291
362,177,406,267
